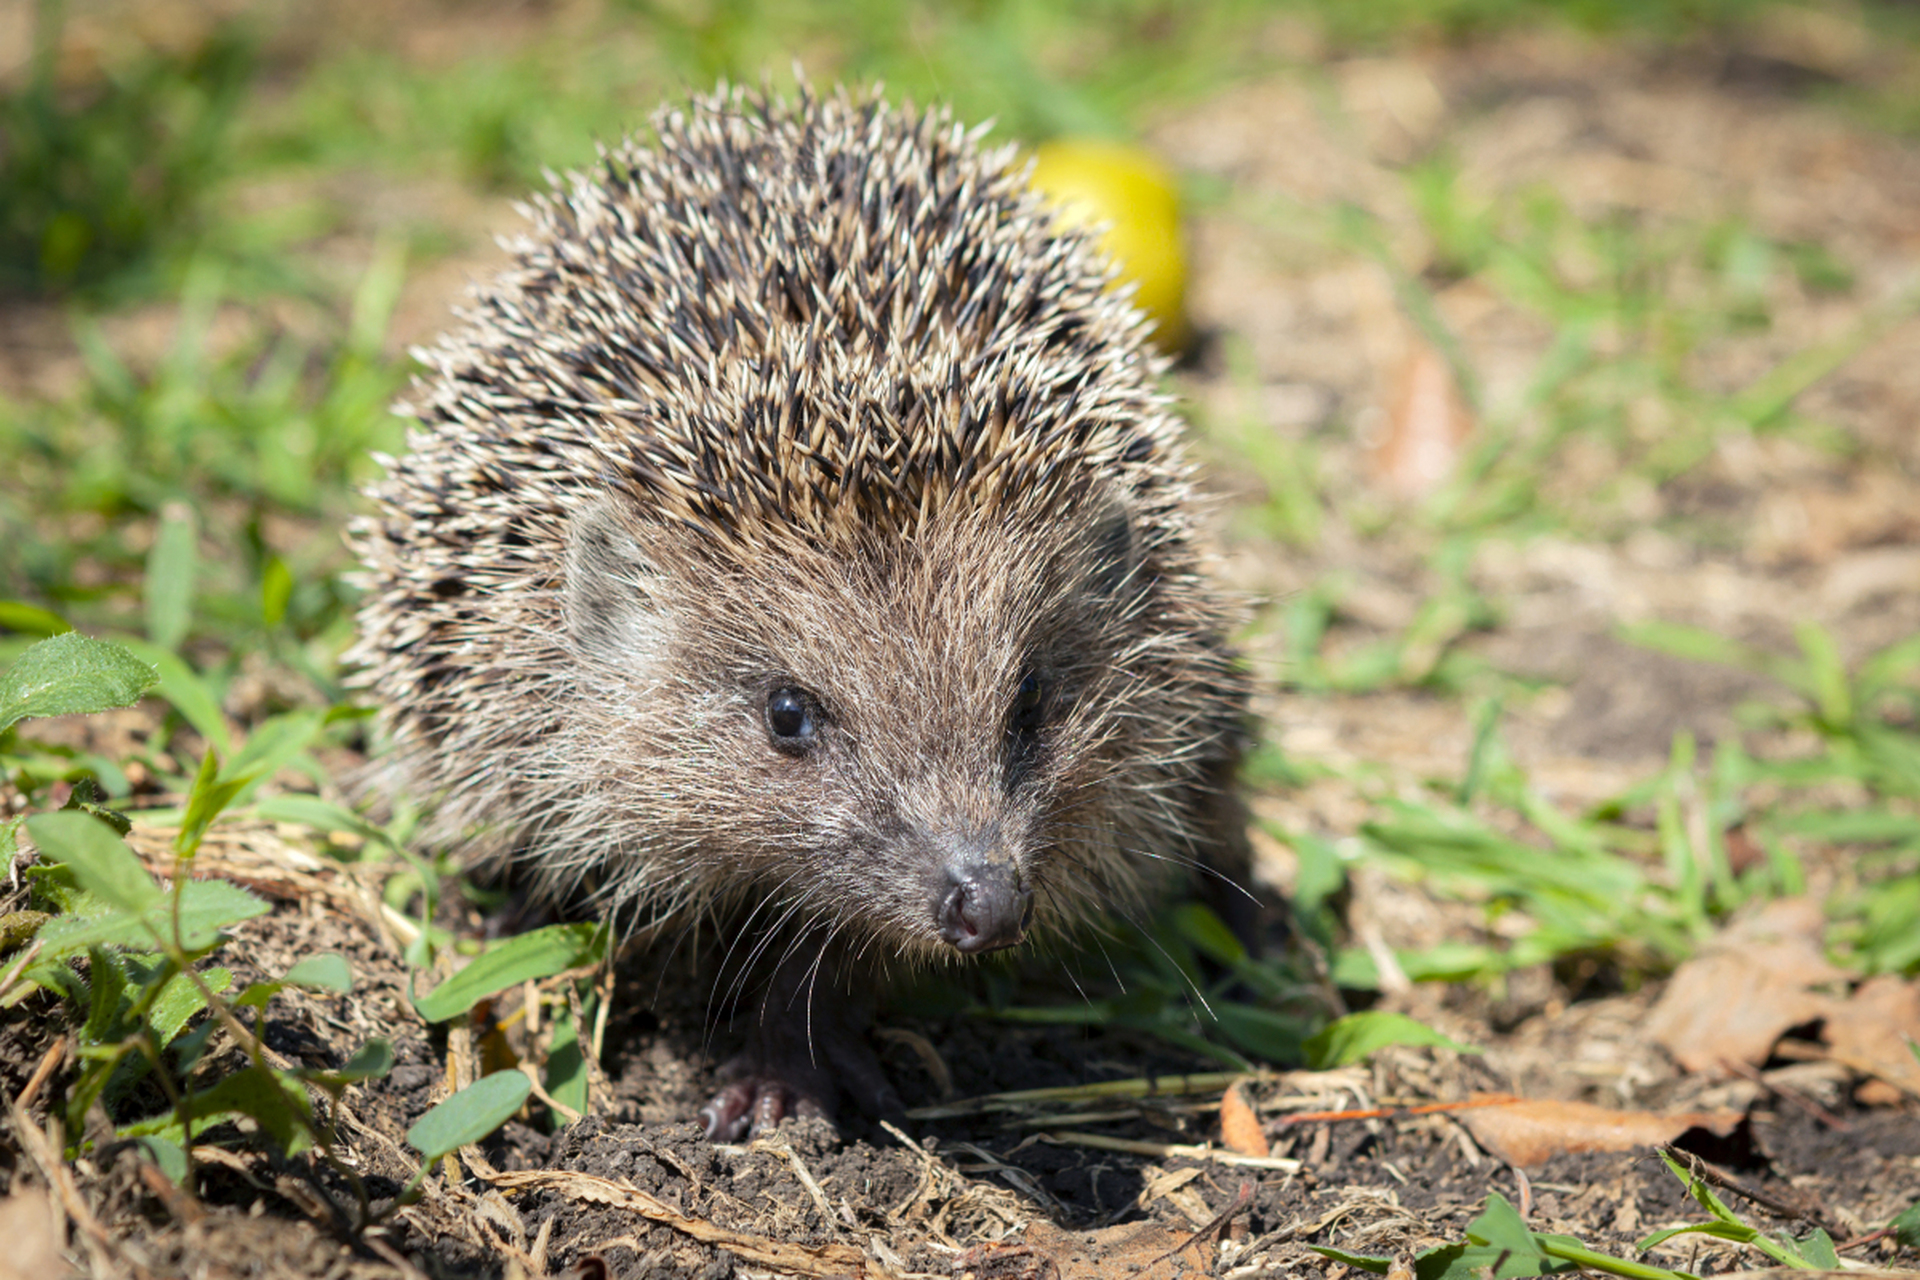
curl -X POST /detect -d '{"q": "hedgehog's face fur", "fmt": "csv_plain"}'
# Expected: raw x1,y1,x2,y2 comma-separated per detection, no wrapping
546,489,1194,962
345,84,1250,976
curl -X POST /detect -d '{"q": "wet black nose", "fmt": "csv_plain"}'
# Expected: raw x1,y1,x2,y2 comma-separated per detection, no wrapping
936,863,1034,954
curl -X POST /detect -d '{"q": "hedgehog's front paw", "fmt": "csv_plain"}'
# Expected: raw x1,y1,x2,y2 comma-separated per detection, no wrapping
698,1069,830,1142
697,976,905,1141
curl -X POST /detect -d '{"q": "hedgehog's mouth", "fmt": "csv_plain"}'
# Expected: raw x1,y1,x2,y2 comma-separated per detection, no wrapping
933,859,1033,954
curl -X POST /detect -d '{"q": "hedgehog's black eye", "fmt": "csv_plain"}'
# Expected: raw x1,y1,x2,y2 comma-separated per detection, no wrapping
765,687,818,750
1011,671,1046,735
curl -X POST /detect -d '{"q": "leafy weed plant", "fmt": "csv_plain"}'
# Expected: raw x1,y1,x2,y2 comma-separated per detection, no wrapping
1,632,391,1200
1316,1146,1916,1280
2,631,610,1208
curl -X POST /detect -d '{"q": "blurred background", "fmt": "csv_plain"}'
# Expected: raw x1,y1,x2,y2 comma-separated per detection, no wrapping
5,0,1920,1045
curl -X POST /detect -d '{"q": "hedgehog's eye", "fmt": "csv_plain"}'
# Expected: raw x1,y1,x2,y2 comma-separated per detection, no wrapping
1011,671,1046,735
765,687,818,749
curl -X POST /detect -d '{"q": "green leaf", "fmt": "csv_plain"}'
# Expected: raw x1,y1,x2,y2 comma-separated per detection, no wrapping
232,980,284,1010
25,811,160,912
406,1070,533,1161
0,602,72,637
1303,1011,1477,1069
413,923,609,1023
1795,1228,1838,1270
1462,1193,1573,1277
171,1019,218,1074
35,878,269,958
114,640,230,755
1858,635,1920,703
1413,1243,1512,1274
1795,623,1850,728
0,634,158,736
176,749,253,858
1211,1002,1311,1062
319,1039,394,1085
1171,902,1247,965
545,998,588,1124
1889,1205,1920,1251
260,557,293,630
150,966,231,1046
1657,1148,1743,1226
252,793,392,846
1637,1221,1758,1251
61,777,132,836
120,1065,315,1155
145,508,197,652
1620,621,1796,690
283,953,352,992
299,1039,396,1101
16,957,87,1006
1467,1191,1537,1254
1308,1247,1393,1274
84,946,133,1041
1890,1202,1920,1250
225,710,324,793
135,1135,188,1185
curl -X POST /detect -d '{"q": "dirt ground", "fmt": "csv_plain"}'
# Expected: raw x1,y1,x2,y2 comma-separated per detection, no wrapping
6,16,1920,1280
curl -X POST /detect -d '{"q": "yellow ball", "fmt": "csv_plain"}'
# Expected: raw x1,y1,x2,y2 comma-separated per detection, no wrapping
1027,139,1191,355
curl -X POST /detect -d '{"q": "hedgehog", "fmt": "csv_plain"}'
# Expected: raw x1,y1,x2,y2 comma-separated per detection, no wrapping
347,83,1256,1141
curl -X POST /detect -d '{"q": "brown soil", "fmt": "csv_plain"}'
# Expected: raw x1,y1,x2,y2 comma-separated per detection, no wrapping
9,868,1919,1279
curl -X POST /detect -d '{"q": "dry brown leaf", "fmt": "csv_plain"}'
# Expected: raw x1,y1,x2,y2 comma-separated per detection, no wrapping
1370,340,1473,501
1644,898,1849,1073
1021,1218,1212,1280
1458,1097,1746,1168
1821,974,1920,1100
1220,1081,1270,1157
0,1187,70,1280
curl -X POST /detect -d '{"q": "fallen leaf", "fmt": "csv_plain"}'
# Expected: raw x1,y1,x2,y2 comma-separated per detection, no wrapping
1458,1096,1746,1167
1645,898,1849,1073
1822,974,1920,1100
0,1187,66,1280
1370,340,1473,500
1220,1081,1270,1158
1020,1218,1212,1280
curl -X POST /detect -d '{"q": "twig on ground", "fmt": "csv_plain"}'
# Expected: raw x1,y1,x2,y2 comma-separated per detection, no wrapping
14,1037,65,1111
1142,1177,1257,1269
1719,1058,1851,1131
1044,1130,1303,1171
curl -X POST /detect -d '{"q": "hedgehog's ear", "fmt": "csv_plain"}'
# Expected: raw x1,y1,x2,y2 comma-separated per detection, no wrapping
1081,495,1145,604
563,498,662,664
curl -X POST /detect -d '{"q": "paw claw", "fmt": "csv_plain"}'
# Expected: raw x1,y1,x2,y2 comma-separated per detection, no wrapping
699,1074,812,1142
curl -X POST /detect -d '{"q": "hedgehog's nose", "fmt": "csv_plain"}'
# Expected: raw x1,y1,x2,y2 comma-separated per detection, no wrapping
936,862,1033,954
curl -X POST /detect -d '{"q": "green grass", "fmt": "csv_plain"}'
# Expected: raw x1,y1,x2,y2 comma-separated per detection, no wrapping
0,6,255,297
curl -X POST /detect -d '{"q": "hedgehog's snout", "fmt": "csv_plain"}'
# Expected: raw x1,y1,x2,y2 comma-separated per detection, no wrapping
933,851,1033,955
